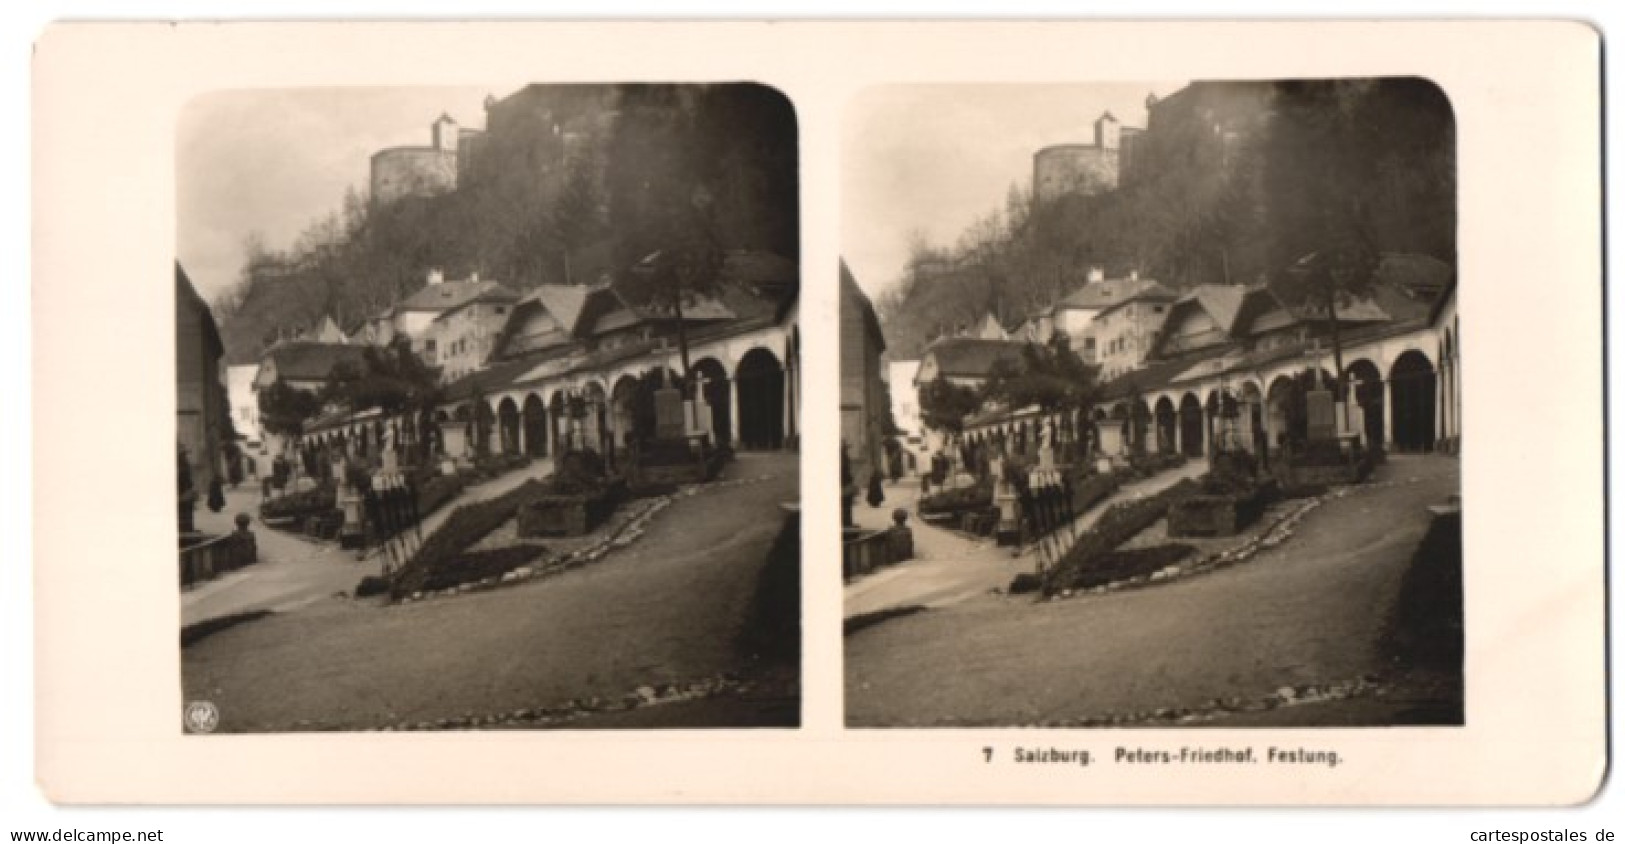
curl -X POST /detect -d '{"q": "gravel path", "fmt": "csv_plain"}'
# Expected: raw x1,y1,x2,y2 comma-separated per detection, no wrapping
845,454,1459,727
183,452,798,731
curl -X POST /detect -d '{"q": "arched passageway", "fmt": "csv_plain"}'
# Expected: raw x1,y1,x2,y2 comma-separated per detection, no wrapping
473,402,494,455
692,357,732,446
1178,393,1204,457
497,397,521,455
547,393,566,456
521,394,547,458
736,348,786,450
1346,358,1385,450
1237,382,1265,455
1130,399,1151,454
1154,397,1177,454
1390,350,1437,452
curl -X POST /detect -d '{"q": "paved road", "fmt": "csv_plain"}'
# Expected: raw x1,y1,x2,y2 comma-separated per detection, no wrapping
843,460,1207,618
845,454,1459,727
182,452,798,731
181,458,554,627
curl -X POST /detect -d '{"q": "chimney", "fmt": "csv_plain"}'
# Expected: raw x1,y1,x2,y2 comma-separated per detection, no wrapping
427,268,444,286
1129,270,1139,281
469,271,479,283
1087,267,1105,284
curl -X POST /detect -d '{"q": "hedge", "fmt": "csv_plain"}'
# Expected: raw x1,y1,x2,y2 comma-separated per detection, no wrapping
260,484,337,521
1073,543,1196,589
416,472,466,518
1070,471,1121,515
1128,451,1187,476
1042,478,1201,595
917,481,993,517
417,545,546,594
389,478,552,598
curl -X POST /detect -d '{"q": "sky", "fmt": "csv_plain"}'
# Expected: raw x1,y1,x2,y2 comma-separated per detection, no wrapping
176,84,530,304
181,83,1192,308
841,81,1188,301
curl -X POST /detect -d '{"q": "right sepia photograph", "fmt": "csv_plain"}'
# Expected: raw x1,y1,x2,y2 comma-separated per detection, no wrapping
840,79,1461,729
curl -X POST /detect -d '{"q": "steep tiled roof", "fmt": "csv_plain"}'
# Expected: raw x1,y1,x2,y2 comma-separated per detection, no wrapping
1056,276,1163,312
923,337,1030,379
528,284,590,333
840,260,885,351
440,353,556,402
397,279,518,313
430,284,521,323
1180,284,1249,332
1094,280,1180,318
175,263,223,358
264,342,369,383
1097,346,1233,401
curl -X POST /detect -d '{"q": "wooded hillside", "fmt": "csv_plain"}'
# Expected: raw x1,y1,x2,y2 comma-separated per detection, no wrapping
876,78,1456,360
213,83,799,365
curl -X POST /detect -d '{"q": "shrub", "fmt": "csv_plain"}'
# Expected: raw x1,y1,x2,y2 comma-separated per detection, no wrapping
1071,470,1121,514
416,472,466,517
353,575,390,598
1007,572,1043,594
1075,544,1196,588
1042,479,1201,595
390,478,552,598
918,480,993,517
418,545,546,593
260,484,337,521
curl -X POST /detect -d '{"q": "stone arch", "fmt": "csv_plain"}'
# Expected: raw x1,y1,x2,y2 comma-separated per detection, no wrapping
692,356,732,446
1237,380,1266,455
1131,398,1152,454
473,400,496,455
1178,392,1204,457
496,397,521,456
521,393,547,458
610,373,643,457
1154,396,1177,454
580,380,610,455
1346,358,1385,449
1266,374,1299,451
547,391,567,456
1390,349,1437,452
736,346,785,450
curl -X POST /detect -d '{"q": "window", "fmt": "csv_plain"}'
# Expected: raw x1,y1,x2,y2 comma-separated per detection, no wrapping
494,306,506,315
425,339,437,354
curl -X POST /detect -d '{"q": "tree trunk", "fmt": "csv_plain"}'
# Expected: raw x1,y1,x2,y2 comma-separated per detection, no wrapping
674,288,693,398
1327,286,1348,428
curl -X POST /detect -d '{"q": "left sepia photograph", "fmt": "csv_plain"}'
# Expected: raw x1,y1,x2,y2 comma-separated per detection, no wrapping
175,83,802,732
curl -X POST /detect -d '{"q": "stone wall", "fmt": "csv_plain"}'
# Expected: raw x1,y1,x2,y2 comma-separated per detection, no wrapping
1033,144,1118,202
370,147,458,206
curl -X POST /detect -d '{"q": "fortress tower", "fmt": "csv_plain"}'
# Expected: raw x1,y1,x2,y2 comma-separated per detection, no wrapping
1031,110,1149,203
370,112,485,207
